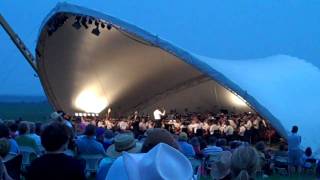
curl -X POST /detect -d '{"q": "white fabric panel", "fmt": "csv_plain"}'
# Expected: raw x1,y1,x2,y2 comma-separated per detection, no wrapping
198,55,320,154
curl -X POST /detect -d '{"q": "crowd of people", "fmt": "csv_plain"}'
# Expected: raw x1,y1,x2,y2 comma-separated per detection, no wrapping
74,109,279,145
0,109,318,180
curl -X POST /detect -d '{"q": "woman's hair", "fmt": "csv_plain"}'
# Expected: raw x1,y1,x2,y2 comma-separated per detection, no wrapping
231,145,260,180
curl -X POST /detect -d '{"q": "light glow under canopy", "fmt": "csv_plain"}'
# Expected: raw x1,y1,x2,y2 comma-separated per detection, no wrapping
74,89,109,113
230,93,248,107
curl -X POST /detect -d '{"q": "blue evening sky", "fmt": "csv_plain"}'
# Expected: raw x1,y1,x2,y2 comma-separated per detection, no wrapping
1,0,320,96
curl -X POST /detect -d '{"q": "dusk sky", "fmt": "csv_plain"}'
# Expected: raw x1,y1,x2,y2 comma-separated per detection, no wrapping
1,0,320,96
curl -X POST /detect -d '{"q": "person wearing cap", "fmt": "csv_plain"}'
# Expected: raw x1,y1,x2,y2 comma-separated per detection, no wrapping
178,132,195,157
96,133,141,180
76,124,106,155
50,111,73,128
209,151,232,180
106,143,193,180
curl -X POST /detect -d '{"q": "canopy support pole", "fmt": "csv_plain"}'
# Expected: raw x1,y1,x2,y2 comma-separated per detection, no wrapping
0,14,38,73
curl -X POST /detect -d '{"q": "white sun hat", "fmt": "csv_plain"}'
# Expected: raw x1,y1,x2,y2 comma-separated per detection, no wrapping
106,143,193,180
50,111,63,120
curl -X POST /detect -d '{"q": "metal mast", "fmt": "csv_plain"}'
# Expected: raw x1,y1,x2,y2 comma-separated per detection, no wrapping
0,14,38,72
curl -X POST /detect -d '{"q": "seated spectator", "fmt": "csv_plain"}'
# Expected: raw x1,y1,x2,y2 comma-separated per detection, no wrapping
231,145,260,180
0,138,13,180
27,122,41,147
255,141,266,164
95,127,107,149
190,137,202,158
141,128,180,153
273,144,288,157
302,147,316,169
210,151,232,180
15,121,40,154
106,143,193,180
106,133,142,158
50,111,72,128
229,141,242,153
103,129,114,150
255,141,272,176
177,132,195,157
271,144,288,171
97,133,142,180
216,138,230,151
0,123,19,155
202,136,223,157
5,121,18,139
25,122,85,180
35,122,42,136
76,124,106,155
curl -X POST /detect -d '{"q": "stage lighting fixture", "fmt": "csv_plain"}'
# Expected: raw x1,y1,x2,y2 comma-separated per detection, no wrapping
91,21,100,36
72,16,81,30
79,113,83,116
83,113,87,116
107,23,112,30
75,113,79,116
101,23,105,28
81,17,88,29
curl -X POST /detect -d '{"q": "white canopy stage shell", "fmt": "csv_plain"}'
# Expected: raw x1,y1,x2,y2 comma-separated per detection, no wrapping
36,3,320,154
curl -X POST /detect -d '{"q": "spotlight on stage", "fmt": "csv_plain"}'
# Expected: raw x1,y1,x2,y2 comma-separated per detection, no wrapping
72,16,81,30
91,21,100,36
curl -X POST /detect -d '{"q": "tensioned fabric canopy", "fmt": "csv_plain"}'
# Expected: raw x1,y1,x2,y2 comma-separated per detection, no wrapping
36,3,320,154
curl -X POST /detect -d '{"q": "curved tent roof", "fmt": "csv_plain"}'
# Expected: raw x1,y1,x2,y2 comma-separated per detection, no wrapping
36,3,320,154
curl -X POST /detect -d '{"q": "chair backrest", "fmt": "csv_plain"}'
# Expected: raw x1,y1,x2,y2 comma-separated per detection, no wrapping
306,158,317,164
64,149,75,157
19,146,36,166
4,154,23,180
79,154,104,173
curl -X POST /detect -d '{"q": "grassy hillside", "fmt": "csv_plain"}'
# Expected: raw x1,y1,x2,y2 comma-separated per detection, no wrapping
0,101,53,122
